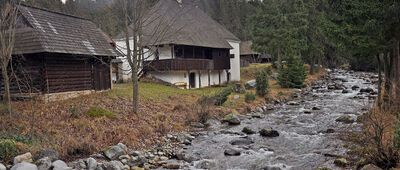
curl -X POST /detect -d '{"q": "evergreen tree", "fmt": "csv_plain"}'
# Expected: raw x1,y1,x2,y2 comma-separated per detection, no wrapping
278,55,307,88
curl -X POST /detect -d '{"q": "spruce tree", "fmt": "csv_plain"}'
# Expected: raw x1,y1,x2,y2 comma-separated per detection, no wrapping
278,55,307,88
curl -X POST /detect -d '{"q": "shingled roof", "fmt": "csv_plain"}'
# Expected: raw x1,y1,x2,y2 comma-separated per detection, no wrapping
115,0,240,49
240,41,259,55
13,5,120,57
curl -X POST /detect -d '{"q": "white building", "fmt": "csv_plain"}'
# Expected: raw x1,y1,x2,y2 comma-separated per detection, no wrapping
114,0,240,89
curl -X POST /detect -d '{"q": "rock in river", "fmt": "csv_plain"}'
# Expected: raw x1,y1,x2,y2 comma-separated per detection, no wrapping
224,148,241,156
229,138,254,145
242,127,256,134
334,158,348,167
335,115,354,124
222,114,241,125
259,129,279,137
103,143,127,160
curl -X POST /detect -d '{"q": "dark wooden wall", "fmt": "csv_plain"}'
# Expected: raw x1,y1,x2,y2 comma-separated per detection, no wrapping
0,53,111,95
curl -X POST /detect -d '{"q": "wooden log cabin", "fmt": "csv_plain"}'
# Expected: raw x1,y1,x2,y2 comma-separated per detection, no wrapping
114,0,241,89
240,41,271,67
1,5,120,100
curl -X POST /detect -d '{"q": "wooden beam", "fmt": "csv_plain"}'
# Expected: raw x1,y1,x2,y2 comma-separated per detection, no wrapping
198,70,201,88
218,70,221,85
208,70,210,87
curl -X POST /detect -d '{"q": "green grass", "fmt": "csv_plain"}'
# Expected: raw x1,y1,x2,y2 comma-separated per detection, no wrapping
86,106,116,118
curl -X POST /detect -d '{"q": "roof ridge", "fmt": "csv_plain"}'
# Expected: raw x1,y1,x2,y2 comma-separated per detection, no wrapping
19,3,90,21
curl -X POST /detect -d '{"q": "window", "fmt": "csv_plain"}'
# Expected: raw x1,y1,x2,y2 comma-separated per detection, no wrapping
230,54,235,59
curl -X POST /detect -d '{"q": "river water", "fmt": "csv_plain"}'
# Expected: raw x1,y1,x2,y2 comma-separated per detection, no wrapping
176,70,377,170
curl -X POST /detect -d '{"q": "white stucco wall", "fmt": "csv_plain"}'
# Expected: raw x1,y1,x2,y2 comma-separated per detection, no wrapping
114,38,241,88
228,40,241,82
149,70,228,89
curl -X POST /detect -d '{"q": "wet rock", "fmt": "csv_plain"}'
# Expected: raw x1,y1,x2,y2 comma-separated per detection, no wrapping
334,158,348,167
260,166,281,170
242,127,256,134
162,160,180,169
36,157,51,170
259,129,279,137
234,83,246,94
71,159,86,170
14,152,33,164
336,115,354,124
304,110,312,114
103,144,127,160
224,148,241,156
177,134,194,145
229,138,254,145
118,155,130,160
360,88,374,94
245,80,256,90
312,107,321,111
325,129,335,133
352,85,360,90
288,101,299,106
0,164,5,170
251,112,263,119
342,89,350,94
87,158,97,170
52,160,71,170
103,161,123,170
10,163,38,170
35,150,59,162
222,114,241,125
195,159,216,169
361,164,382,170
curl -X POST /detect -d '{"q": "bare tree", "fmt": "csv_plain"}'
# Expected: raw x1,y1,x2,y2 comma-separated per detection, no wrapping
115,0,184,114
0,0,19,117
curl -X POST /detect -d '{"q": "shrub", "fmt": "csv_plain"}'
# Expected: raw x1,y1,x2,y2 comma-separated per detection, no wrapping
0,139,26,163
173,104,183,111
255,69,269,97
278,55,307,88
264,66,273,75
195,96,214,123
70,106,79,118
0,104,13,116
213,87,233,106
86,106,116,118
245,93,256,103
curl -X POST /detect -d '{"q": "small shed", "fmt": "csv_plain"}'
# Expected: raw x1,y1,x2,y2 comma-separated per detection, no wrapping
240,41,271,66
1,5,120,99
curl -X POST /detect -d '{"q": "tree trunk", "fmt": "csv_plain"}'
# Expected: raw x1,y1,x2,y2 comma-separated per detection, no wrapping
132,27,139,114
1,65,11,117
310,56,315,75
377,54,382,108
277,46,282,69
394,41,400,111
383,52,393,110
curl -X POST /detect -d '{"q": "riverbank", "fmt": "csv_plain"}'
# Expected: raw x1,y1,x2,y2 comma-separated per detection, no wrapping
0,64,324,168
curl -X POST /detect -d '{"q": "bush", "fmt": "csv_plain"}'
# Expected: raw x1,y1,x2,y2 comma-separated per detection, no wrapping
0,139,26,163
213,87,233,106
195,96,215,123
245,93,256,103
255,69,270,97
86,106,116,118
278,55,307,88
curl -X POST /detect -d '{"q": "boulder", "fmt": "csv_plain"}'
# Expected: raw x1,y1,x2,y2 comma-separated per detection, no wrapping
352,85,360,90
87,158,97,170
336,115,354,124
126,155,147,167
0,163,6,170
222,114,241,125
177,134,194,145
52,160,71,170
103,161,123,170
242,127,256,134
229,138,254,145
195,159,216,169
259,129,279,137
233,95,240,99
103,144,127,160
234,83,246,94
190,122,205,128
36,157,51,170
224,148,241,156
360,88,374,94
251,112,263,119
334,158,348,167
271,73,279,80
14,152,33,164
342,89,350,94
287,101,300,106
70,159,86,170
162,160,180,169
10,163,38,170
312,107,321,111
245,80,256,90
34,150,59,162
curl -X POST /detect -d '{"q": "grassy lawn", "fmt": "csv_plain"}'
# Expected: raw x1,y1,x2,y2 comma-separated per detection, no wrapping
0,63,324,162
